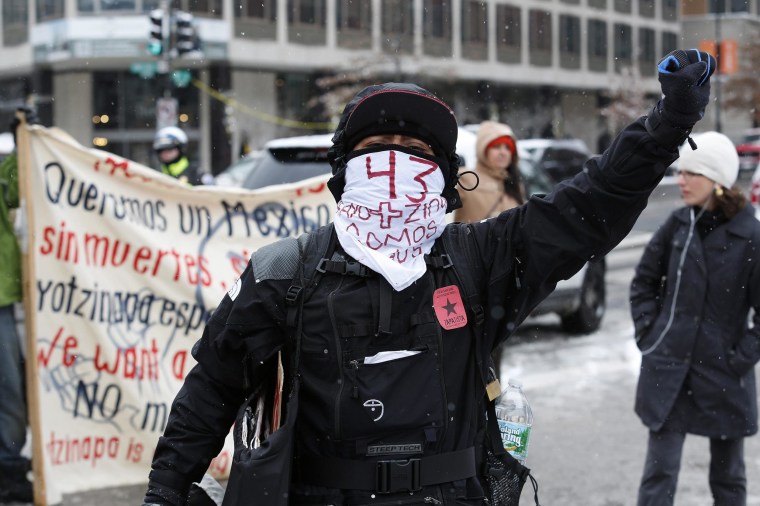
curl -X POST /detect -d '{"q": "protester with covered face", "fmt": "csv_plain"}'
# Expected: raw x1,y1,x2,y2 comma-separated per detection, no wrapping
455,120,526,223
630,131,760,506
143,49,715,505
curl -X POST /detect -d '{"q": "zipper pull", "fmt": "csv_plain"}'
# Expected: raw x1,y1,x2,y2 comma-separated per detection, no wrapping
349,360,360,399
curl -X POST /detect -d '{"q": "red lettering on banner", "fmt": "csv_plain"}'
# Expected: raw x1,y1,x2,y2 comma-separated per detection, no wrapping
366,151,397,199
45,431,121,468
93,339,159,381
294,182,326,197
37,326,79,368
38,223,213,287
208,451,232,477
94,157,153,183
172,350,188,380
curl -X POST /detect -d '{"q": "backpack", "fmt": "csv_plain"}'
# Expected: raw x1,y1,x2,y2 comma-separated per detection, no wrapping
227,223,540,505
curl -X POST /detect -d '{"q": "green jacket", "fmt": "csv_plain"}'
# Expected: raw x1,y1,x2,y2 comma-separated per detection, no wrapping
0,152,21,306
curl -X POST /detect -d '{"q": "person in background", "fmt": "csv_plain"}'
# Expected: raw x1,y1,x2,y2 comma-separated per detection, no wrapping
454,120,526,223
630,131,760,506
153,126,203,186
0,109,34,504
455,121,527,380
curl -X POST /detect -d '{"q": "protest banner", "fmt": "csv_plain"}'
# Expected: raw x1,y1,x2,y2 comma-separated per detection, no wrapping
16,121,333,504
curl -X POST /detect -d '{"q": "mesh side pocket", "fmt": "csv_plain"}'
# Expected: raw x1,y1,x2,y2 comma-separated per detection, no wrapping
484,449,529,506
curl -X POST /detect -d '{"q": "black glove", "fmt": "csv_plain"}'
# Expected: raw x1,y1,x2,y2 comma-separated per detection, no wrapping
657,49,716,128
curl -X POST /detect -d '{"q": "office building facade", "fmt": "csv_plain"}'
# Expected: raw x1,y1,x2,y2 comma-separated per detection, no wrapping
0,0,683,173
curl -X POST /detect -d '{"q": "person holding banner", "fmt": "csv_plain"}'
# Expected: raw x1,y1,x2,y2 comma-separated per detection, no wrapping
143,49,715,505
0,111,33,504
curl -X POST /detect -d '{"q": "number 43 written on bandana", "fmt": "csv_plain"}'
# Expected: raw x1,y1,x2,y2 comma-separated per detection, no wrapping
433,285,468,330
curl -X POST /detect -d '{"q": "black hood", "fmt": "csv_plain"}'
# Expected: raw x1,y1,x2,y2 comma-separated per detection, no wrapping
327,83,462,212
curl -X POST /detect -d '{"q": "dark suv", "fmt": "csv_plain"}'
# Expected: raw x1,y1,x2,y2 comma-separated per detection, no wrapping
243,130,606,334
518,138,593,184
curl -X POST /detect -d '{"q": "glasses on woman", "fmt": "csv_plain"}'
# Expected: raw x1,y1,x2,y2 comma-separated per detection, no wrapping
675,170,702,181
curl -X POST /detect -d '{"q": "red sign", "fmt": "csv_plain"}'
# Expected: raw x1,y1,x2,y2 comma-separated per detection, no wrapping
433,285,468,330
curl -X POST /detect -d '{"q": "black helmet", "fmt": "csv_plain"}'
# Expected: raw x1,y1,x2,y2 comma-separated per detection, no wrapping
327,83,462,212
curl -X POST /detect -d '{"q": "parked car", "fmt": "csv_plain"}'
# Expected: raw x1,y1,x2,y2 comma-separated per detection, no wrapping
243,129,605,334
214,150,263,187
517,138,593,184
736,128,760,173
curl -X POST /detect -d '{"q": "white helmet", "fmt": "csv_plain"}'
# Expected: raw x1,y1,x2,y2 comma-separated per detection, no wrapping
153,126,188,152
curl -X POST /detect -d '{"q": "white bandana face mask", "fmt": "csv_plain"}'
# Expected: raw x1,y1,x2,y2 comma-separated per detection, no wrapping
334,147,448,291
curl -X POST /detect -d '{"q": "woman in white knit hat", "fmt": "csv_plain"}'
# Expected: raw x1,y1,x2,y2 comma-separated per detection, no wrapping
630,131,760,506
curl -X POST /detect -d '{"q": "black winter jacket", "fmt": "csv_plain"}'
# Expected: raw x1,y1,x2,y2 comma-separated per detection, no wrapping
147,116,681,504
630,204,760,437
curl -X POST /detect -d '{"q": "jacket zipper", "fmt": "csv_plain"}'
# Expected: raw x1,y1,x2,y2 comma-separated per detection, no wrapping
427,270,449,443
327,276,346,439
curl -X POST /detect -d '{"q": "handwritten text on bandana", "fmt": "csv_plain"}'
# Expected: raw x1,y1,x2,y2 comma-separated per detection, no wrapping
334,149,447,291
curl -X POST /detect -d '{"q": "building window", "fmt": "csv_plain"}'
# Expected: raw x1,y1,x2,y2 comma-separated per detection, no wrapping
529,9,552,67
708,0,726,11
638,27,656,76
559,15,580,69
587,18,607,72
614,0,631,13
2,0,28,46
102,0,137,11
92,71,200,167
589,0,607,9
662,0,677,21
423,0,452,57
662,31,677,55
639,0,655,17
461,0,487,61
288,0,327,45
613,23,632,71
560,0,580,4
234,0,277,39
730,0,749,11
495,3,521,64
337,0,372,49
37,0,65,21
382,0,414,54
171,0,223,17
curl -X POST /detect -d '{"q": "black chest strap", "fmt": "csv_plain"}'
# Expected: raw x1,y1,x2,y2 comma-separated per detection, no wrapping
298,447,477,494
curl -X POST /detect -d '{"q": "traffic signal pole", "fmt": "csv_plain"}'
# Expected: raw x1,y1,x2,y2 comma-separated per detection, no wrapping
160,0,173,99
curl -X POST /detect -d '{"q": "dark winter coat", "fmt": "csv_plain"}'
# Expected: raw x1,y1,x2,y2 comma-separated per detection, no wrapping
630,205,760,437
147,117,681,504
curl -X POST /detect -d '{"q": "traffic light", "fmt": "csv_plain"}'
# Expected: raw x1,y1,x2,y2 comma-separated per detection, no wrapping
175,11,198,55
148,9,163,56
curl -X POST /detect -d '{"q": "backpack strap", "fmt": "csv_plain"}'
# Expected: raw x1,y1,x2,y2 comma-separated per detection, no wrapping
284,223,337,329
430,225,497,399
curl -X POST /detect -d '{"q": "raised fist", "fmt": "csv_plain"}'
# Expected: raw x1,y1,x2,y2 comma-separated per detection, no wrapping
658,49,716,129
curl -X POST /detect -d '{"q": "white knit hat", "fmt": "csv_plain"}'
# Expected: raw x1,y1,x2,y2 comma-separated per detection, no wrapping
678,131,739,189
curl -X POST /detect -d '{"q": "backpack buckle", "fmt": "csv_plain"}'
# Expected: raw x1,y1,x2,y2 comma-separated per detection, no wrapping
285,285,302,305
344,260,364,276
375,458,421,494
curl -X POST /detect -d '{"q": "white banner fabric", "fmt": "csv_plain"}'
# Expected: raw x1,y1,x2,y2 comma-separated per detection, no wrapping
24,125,334,502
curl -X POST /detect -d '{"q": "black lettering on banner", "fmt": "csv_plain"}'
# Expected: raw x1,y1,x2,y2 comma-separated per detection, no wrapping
74,380,122,421
42,161,168,232
36,276,211,335
141,402,168,432
222,199,332,238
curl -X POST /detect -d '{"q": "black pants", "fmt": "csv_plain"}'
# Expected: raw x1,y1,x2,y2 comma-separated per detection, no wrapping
637,430,746,506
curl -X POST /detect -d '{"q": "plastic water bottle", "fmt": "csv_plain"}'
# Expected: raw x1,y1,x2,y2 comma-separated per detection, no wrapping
494,378,533,465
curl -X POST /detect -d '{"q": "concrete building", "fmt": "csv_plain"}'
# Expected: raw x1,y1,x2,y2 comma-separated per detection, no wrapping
679,0,760,143
0,0,685,174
